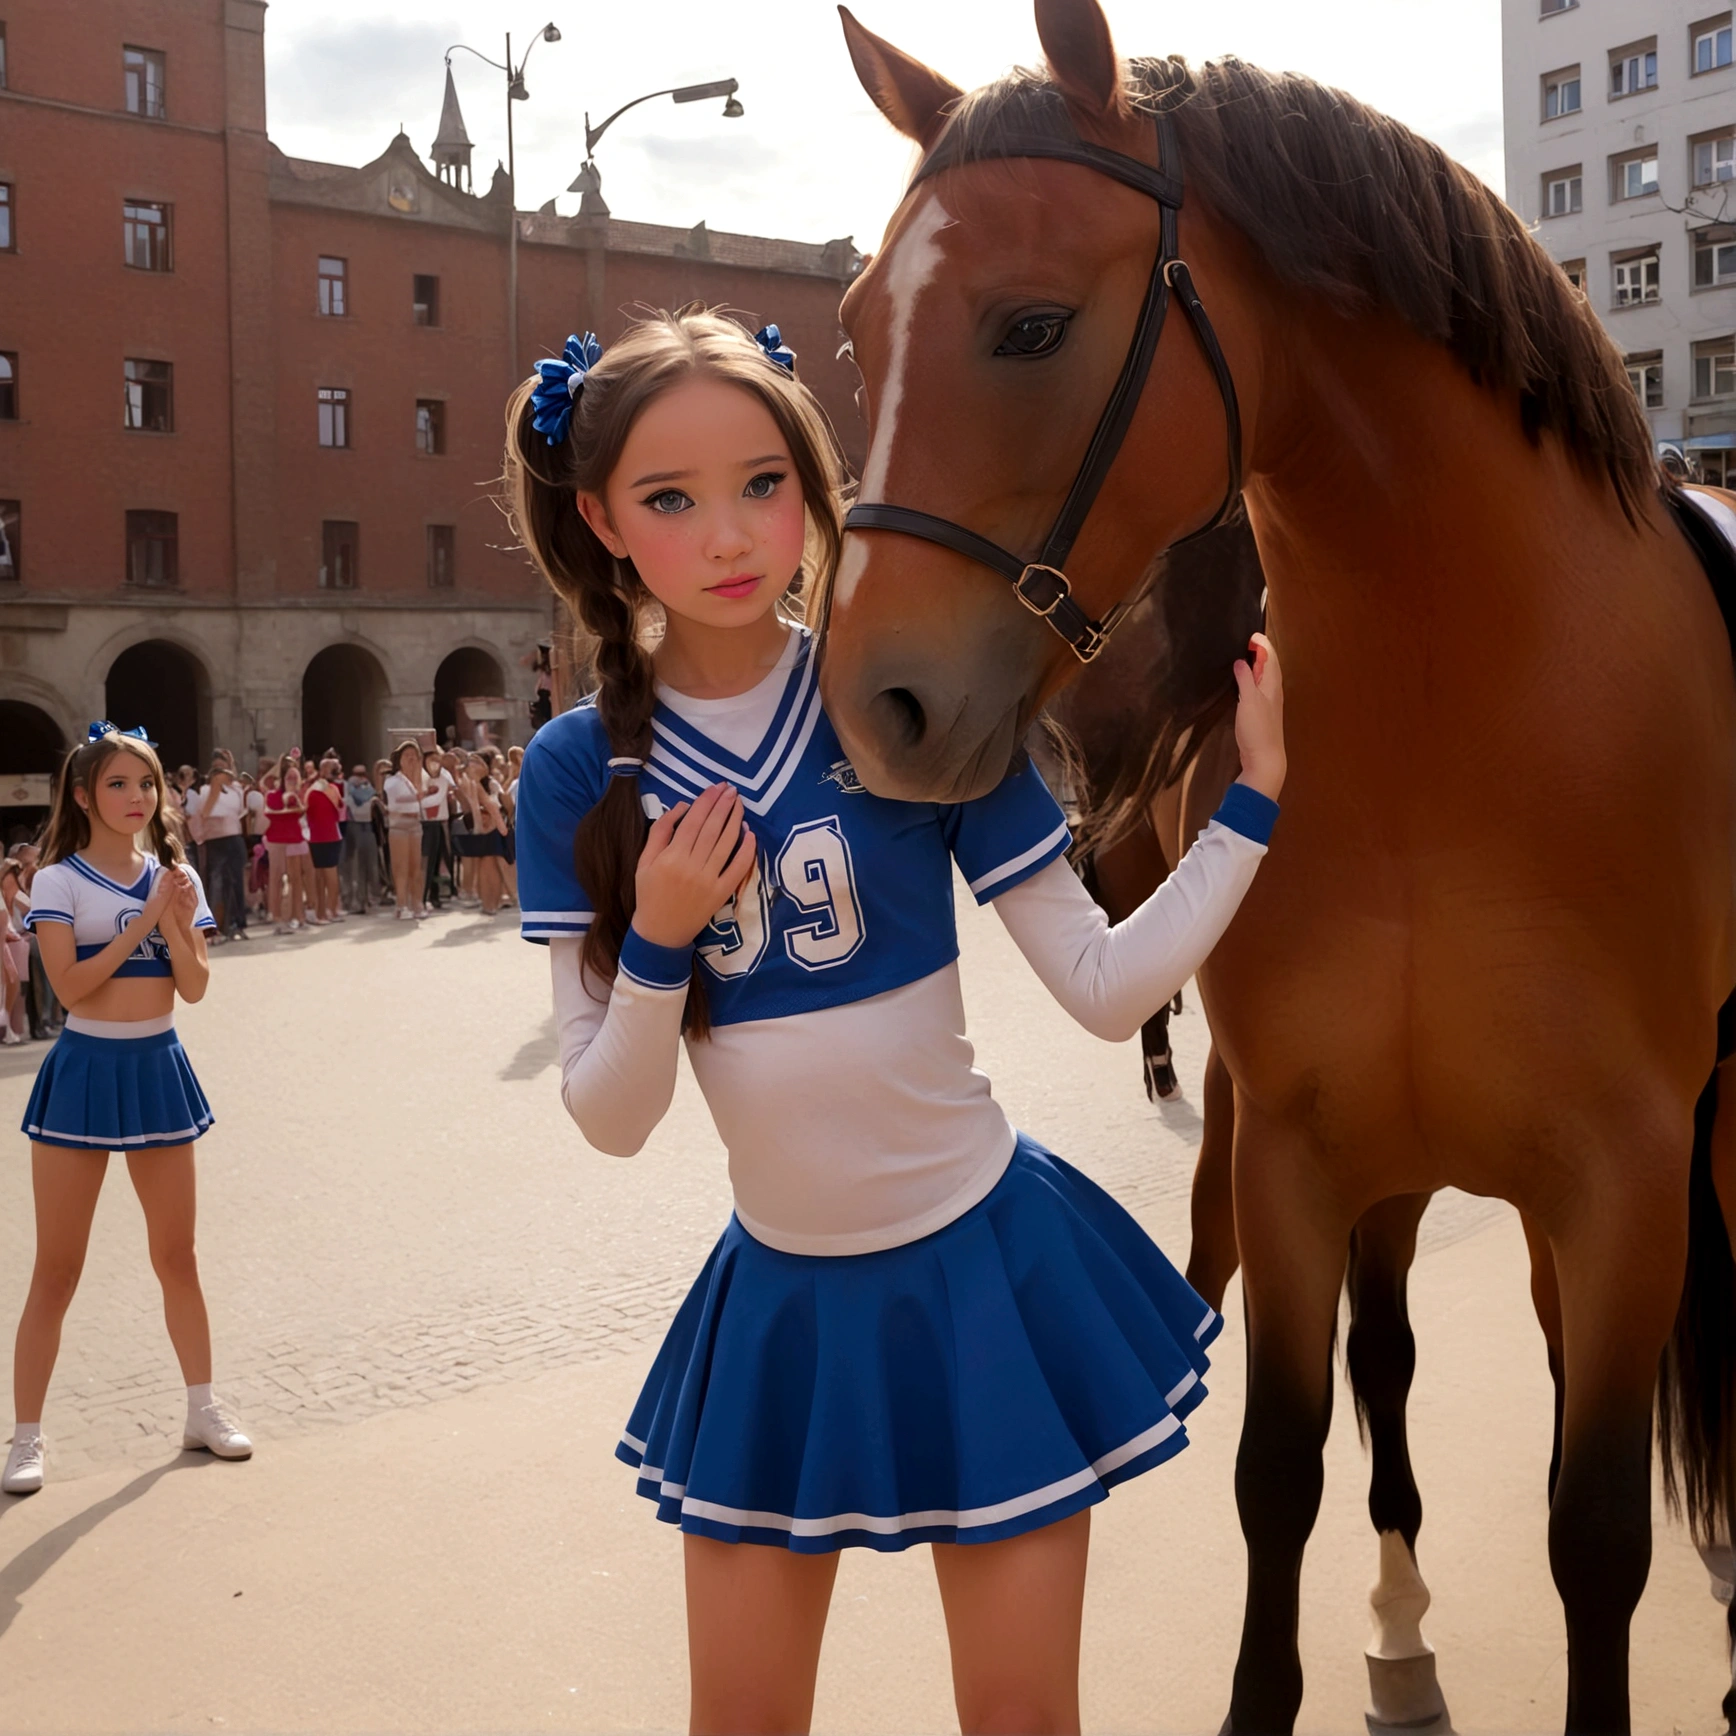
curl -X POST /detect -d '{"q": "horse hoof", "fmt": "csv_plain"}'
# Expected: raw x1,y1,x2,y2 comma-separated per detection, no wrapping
1143,1055,1178,1102
1365,1652,1452,1734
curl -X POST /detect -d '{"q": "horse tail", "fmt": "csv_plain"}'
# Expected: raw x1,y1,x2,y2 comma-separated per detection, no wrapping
1657,997,1736,1548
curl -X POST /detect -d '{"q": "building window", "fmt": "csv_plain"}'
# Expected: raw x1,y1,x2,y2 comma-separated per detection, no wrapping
0,500,17,581
125,510,178,587
415,399,445,456
1545,169,1583,216
1695,14,1735,73
0,23,8,90
1611,44,1660,97
1541,0,1578,15
123,201,171,272
0,183,11,251
317,387,350,448
317,256,347,317
1694,225,1736,287
1613,152,1660,201
123,46,166,119
1625,352,1665,408
1544,67,1582,118
0,352,15,420
122,357,173,432
1695,336,1736,400
412,274,440,326
1561,257,1588,291
320,520,359,590
1695,131,1736,186
1613,249,1662,306
426,524,456,588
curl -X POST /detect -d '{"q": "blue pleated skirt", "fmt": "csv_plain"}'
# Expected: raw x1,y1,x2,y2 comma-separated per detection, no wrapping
618,1135,1221,1553
22,1026,213,1151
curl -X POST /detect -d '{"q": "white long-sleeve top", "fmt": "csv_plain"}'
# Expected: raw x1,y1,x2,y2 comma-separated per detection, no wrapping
551,807,1268,1256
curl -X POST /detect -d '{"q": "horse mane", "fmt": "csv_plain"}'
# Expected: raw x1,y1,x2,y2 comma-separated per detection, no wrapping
938,57,1660,522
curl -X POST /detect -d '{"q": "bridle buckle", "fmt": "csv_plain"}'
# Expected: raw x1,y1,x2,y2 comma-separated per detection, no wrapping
1014,563,1072,619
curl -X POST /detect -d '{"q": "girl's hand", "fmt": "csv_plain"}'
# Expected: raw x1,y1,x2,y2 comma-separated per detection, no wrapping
632,783,758,950
141,866,182,927
1233,632,1287,802
168,870,200,931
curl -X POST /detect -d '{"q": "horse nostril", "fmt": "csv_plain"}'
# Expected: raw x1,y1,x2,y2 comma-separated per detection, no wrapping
879,686,926,749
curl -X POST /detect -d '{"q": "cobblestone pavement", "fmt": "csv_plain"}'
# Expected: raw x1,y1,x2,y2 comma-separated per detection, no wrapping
0,887,1506,1483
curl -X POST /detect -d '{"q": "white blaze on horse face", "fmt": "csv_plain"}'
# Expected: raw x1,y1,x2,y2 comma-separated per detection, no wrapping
835,190,954,612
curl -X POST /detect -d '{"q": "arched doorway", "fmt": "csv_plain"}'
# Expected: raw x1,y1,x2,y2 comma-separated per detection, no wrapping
0,699,67,848
105,640,207,771
301,643,388,769
432,646,506,747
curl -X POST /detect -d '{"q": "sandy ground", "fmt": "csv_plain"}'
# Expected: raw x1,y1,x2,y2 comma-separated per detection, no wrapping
0,889,1729,1733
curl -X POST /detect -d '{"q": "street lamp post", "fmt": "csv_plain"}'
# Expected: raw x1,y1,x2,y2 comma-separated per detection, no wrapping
445,23,561,385
568,79,744,215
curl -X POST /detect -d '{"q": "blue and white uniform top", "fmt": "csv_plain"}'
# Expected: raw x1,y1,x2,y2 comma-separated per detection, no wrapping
517,628,1277,1258
24,853,215,976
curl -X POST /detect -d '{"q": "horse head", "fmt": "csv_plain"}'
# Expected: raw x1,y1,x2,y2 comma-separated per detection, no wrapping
823,0,1259,803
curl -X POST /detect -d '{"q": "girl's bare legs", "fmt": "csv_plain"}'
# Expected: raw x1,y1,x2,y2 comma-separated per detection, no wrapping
287,856,310,926
13,1146,109,1423
313,864,338,921
390,834,422,915
685,1535,839,1735
479,855,502,915
932,1509,1091,1735
125,1146,211,1384
267,843,286,925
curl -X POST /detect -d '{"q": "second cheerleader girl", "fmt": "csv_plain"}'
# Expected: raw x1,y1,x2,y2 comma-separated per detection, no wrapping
3,724,252,1496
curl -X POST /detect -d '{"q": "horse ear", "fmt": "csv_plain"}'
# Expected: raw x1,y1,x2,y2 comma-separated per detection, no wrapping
838,6,963,151
1034,0,1126,120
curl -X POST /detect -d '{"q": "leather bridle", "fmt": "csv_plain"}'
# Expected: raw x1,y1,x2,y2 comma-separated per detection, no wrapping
842,83,1243,664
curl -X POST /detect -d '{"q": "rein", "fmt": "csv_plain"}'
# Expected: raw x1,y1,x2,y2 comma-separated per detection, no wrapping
844,85,1243,664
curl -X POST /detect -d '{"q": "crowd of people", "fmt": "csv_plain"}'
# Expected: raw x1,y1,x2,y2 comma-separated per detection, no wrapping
0,739,523,1042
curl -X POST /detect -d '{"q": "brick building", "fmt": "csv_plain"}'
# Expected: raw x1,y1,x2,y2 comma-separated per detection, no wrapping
0,0,864,794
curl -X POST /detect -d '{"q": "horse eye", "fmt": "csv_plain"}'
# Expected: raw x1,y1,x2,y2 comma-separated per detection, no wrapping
994,313,1071,358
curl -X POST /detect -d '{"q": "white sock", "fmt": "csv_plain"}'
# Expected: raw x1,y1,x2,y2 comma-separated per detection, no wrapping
12,1422,41,1443
186,1383,213,1415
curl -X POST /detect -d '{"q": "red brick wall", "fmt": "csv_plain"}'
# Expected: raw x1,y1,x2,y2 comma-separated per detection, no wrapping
0,0,237,597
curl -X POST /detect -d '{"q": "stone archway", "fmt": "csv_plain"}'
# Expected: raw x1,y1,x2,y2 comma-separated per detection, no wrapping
105,640,209,770
301,643,389,769
0,700,68,847
432,645,506,747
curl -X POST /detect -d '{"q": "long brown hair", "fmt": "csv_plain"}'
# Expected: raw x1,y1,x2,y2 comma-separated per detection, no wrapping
503,307,847,1034
39,733,186,869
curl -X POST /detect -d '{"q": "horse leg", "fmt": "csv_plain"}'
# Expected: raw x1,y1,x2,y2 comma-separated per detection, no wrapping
1345,1193,1451,1734
1226,1111,1352,1734
1548,1160,1690,1734
1519,1211,1566,1503
1185,1044,1239,1311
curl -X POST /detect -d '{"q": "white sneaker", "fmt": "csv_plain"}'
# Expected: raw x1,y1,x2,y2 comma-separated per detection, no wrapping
3,1433,43,1495
183,1400,252,1460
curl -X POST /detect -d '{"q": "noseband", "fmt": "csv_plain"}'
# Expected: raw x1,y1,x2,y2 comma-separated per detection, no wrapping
843,85,1243,664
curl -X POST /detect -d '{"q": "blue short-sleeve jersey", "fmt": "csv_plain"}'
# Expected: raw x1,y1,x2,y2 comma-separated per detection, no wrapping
516,633,1070,1027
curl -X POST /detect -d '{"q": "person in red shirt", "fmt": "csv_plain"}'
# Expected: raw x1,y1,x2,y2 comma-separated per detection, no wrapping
263,757,310,934
303,757,347,926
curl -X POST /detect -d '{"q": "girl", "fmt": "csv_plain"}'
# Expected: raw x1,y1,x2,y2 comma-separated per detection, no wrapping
381,742,427,921
4,727,250,1496
506,310,1285,1732
264,755,310,934
304,756,347,925
463,753,509,915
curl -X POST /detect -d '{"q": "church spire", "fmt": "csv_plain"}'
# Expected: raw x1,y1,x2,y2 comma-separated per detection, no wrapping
431,66,474,192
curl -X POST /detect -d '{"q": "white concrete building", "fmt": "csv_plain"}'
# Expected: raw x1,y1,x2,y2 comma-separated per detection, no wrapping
1504,0,1736,477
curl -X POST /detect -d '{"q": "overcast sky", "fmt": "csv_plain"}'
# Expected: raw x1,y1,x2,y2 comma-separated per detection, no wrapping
264,0,1505,254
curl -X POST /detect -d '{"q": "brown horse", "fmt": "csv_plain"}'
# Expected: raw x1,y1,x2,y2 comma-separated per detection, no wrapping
818,3,1736,1730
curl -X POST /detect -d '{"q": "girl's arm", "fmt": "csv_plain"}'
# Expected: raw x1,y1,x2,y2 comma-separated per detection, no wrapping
551,938,688,1155
992,789,1275,1042
32,870,181,1008
159,870,210,1003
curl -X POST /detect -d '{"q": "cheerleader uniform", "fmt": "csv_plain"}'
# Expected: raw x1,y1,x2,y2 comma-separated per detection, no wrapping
20,855,217,1152
516,629,1277,1552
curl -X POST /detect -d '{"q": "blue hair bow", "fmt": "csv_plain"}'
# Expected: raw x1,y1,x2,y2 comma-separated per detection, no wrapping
753,325,796,374
531,332,604,446
87,721,152,744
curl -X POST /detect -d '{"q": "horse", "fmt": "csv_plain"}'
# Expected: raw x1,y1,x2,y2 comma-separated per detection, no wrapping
816,3,1736,1730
